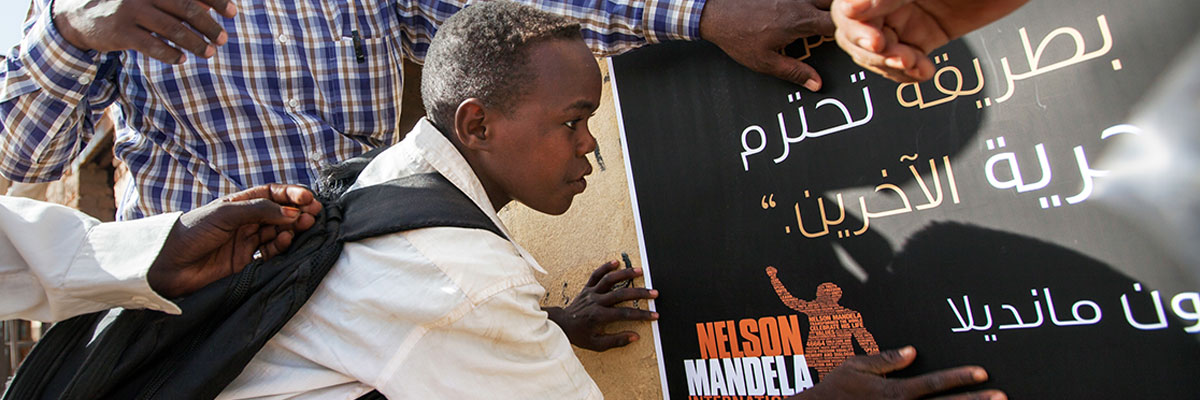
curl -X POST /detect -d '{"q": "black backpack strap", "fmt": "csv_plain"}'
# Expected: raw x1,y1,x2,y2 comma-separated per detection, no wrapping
338,172,504,242
3,170,503,400
317,146,390,200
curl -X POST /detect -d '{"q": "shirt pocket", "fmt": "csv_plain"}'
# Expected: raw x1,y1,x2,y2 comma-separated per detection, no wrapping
310,35,403,146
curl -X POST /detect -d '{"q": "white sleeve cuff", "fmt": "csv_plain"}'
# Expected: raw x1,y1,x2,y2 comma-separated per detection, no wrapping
65,211,184,315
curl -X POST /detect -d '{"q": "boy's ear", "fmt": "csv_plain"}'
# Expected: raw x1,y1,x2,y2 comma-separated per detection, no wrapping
453,98,490,150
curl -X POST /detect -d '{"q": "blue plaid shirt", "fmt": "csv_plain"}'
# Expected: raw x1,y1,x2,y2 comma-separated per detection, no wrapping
0,0,704,220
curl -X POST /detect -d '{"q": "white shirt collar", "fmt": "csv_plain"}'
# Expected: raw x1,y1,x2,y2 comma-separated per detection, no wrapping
349,118,548,274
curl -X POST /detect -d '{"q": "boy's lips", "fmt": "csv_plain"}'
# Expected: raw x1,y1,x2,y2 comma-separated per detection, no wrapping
569,165,593,193
570,177,587,193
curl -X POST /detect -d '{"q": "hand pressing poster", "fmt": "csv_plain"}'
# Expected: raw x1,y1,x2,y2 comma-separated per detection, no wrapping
609,1,1200,398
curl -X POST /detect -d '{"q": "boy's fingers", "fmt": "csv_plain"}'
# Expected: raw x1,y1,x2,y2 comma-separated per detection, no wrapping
600,288,658,306
594,267,642,292
587,332,639,351
600,306,658,322
585,260,622,287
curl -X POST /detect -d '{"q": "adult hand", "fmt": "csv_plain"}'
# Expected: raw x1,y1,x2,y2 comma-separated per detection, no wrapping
793,346,1006,400
146,184,323,298
699,0,836,91
545,260,660,352
52,0,239,64
832,0,1029,82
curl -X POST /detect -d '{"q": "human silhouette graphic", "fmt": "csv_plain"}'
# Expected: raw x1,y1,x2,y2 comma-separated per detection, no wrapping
766,267,879,379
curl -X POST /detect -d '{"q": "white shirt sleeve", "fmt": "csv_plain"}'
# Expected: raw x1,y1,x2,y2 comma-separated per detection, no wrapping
362,227,600,399
375,281,603,399
0,196,182,322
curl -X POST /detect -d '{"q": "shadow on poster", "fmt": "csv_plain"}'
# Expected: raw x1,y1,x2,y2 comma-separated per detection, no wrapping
609,1,1200,398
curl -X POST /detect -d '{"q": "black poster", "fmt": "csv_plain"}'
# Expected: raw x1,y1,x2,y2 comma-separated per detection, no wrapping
610,1,1200,398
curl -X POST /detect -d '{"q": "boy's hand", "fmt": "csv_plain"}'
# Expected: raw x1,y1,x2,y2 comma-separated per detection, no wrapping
52,0,239,64
700,0,836,91
792,346,1006,400
832,0,1029,82
147,184,322,298
545,261,659,352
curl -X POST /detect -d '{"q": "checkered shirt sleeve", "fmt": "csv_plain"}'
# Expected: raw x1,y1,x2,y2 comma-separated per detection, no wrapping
0,0,704,220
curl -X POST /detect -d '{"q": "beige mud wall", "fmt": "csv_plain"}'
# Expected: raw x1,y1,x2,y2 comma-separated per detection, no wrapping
498,60,663,399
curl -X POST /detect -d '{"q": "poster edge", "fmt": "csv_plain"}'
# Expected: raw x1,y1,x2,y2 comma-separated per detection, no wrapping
607,56,672,400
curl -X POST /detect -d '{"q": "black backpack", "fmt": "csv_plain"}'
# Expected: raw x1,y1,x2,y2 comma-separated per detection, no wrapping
3,149,503,400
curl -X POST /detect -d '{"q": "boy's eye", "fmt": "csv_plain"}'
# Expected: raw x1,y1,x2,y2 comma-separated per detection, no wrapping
564,113,595,130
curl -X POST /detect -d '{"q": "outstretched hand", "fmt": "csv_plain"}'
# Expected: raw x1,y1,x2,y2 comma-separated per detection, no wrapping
146,184,323,298
53,0,239,64
832,0,1029,82
700,0,836,91
793,346,1005,400
545,260,660,352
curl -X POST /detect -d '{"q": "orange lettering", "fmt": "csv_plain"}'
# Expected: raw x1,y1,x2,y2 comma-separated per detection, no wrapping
727,320,744,358
715,321,731,358
739,318,762,357
758,316,782,356
777,315,805,356
697,322,718,359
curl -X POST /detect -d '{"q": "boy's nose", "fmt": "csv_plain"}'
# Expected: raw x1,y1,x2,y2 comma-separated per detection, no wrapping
579,131,598,156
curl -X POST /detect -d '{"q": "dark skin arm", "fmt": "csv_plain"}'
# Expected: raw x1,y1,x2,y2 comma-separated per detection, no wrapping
700,0,837,91
146,184,322,298
544,260,660,352
794,347,1006,400
52,0,239,64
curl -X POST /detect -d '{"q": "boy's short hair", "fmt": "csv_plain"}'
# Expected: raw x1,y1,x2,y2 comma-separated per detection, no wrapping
421,1,583,133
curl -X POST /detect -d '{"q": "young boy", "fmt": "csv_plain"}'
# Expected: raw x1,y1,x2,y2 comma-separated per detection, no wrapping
217,2,609,398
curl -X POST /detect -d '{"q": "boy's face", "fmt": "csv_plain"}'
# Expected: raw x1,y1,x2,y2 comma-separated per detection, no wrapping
478,38,601,215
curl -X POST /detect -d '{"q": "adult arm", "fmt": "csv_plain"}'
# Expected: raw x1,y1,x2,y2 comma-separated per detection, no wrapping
0,0,235,183
832,0,1030,82
793,347,1005,400
0,184,320,322
396,0,835,88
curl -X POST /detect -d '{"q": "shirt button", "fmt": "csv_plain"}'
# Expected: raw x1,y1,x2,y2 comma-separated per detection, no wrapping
78,75,92,85
288,98,300,108
278,34,289,43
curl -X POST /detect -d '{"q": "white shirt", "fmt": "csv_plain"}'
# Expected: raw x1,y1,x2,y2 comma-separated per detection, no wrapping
219,119,603,399
0,196,181,322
